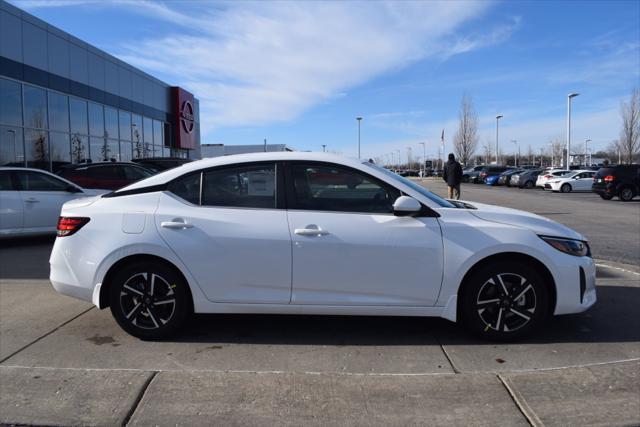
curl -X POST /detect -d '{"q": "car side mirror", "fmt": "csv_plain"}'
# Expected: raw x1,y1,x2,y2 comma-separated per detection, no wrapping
393,196,422,217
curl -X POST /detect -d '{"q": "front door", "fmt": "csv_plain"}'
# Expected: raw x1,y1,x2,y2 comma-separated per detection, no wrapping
286,162,443,306
156,162,292,304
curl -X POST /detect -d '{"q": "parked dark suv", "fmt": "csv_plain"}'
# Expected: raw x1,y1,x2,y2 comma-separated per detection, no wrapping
592,165,640,201
57,162,154,191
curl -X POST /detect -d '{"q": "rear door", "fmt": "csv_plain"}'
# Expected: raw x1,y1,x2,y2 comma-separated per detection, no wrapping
15,170,81,231
156,162,292,304
574,171,596,191
0,170,23,233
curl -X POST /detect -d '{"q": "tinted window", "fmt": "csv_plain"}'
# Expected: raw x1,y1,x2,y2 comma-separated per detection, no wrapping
202,164,276,208
48,92,69,132
86,165,123,180
0,171,15,190
23,85,47,129
123,165,153,181
0,78,22,126
18,171,69,191
167,173,201,204
291,163,400,213
69,98,88,135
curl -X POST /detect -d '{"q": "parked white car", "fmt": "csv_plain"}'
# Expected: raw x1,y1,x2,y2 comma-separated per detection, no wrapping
0,167,106,237
544,170,597,192
49,153,596,341
535,169,572,188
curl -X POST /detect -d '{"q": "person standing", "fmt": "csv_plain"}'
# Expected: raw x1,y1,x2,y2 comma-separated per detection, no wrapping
443,153,463,200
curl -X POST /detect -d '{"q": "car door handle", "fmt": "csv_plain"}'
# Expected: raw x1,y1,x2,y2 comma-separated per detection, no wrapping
24,198,40,203
161,220,194,230
295,227,329,236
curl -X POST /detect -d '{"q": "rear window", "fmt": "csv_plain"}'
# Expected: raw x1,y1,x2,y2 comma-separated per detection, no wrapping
0,171,14,190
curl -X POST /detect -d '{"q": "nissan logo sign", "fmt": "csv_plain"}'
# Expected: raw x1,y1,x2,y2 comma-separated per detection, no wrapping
180,100,195,134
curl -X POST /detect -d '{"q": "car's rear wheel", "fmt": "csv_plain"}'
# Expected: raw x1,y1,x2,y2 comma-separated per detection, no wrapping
560,183,572,193
460,262,550,341
600,193,613,200
524,180,534,189
109,261,190,340
619,186,635,201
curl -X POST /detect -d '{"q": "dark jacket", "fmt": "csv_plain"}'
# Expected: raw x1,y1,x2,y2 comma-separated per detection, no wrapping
443,160,463,187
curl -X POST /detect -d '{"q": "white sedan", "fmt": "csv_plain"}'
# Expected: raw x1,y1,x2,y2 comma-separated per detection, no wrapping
49,153,596,341
535,169,572,188
544,170,597,193
0,167,105,237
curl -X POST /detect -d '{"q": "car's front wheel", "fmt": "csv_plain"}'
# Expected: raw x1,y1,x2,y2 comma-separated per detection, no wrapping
560,183,572,193
109,261,190,340
460,262,550,341
524,180,534,189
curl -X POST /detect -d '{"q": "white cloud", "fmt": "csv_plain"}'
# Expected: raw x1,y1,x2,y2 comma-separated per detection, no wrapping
104,1,509,137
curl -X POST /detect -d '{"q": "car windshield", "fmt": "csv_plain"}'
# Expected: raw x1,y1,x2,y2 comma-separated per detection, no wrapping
363,162,455,208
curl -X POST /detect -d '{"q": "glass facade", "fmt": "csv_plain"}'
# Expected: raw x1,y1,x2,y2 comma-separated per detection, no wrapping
0,76,173,170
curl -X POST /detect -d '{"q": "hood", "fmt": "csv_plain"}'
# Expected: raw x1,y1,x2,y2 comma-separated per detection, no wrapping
463,201,586,241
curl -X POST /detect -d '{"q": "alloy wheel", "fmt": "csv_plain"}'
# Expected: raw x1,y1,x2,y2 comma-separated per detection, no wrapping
620,187,634,201
475,273,536,332
119,272,176,329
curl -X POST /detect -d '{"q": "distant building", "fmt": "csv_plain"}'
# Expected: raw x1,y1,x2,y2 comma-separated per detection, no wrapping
201,143,294,158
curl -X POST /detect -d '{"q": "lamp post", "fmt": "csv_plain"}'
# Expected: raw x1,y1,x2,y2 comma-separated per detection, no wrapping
356,117,363,159
396,149,401,170
495,115,503,164
584,138,591,167
566,93,579,168
510,140,519,167
322,144,326,152
419,142,426,177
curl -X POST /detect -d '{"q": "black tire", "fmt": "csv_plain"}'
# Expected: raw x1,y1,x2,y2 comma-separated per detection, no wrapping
109,261,190,340
619,186,635,201
600,193,613,200
560,183,572,193
462,176,469,183
524,180,534,189
459,261,550,341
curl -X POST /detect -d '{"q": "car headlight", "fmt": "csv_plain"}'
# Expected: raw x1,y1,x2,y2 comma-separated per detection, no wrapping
540,236,591,257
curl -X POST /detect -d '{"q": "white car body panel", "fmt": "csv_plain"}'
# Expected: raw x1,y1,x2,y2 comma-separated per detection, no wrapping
49,152,596,324
0,167,105,237
535,169,572,188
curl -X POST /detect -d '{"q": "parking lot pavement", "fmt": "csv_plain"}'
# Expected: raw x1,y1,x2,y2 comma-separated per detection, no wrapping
418,178,640,267
1,186,639,426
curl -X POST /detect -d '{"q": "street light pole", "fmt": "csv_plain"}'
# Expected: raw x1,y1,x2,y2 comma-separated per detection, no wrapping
584,138,591,167
511,140,519,167
566,93,579,169
419,142,426,177
356,117,363,159
495,115,503,164
396,149,401,170
322,144,326,152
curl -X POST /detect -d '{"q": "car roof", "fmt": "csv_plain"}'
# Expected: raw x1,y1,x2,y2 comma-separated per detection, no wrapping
116,152,366,192
60,162,152,170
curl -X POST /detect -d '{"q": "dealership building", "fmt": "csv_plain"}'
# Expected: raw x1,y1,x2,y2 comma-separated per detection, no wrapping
0,0,201,171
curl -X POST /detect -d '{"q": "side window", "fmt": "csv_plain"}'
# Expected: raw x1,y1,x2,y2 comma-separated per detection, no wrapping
202,164,276,209
167,172,201,205
290,163,400,213
17,171,69,191
87,166,122,180
0,171,15,191
124,166,153,181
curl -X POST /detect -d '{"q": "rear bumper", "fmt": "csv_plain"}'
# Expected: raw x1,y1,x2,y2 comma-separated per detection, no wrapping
49,237,97,305
591,182,612,194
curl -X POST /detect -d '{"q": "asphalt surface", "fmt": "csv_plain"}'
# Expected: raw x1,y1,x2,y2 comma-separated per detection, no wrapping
1,180,639,426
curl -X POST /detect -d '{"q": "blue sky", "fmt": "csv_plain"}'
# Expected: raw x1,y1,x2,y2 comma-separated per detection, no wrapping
12,0,640,161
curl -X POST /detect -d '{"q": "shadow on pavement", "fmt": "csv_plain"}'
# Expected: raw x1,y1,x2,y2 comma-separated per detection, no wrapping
173,284,639,346
0,236,54,280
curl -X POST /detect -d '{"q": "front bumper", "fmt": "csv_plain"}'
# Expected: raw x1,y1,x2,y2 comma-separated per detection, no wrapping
553,255,597,315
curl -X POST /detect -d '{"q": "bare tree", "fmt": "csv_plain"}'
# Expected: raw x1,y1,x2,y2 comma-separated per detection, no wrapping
481,140,493,165
606,140,622,164
549,136,565,168
527,144,534,165
619,88,639,164
453,94,479,166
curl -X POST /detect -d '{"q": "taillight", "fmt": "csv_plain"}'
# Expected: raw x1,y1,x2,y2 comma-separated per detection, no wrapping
544,175,553,179
604,175,615,182
57,217,90,237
